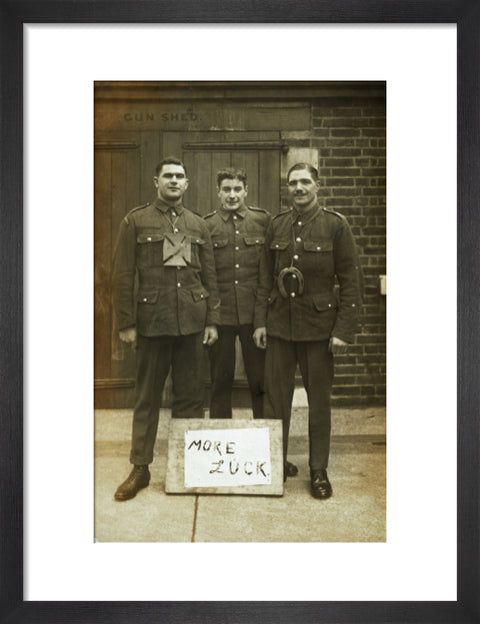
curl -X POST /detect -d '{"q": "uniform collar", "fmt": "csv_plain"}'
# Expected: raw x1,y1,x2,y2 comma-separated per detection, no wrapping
291,201,320,224
219,204,248,222
154,197,185,215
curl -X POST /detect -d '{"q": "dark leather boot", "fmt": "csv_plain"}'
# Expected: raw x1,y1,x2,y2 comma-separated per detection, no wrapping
284,460,299,481
310,469,332,499
114,465,150,501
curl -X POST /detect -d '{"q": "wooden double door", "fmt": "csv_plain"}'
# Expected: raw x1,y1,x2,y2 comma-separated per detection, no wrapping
94,130,283,408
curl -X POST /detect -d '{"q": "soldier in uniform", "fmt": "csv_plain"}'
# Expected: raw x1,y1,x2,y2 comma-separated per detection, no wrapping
254,163,362,498
112,157,220,501
204,167,298,480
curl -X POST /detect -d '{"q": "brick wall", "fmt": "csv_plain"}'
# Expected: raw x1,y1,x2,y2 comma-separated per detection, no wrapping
284,97,386,406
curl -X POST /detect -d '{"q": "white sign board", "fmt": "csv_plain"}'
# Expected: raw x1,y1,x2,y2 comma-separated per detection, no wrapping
184,427,272,488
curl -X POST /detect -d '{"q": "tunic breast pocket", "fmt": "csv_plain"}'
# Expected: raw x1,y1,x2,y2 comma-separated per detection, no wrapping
244,235,265,263
212,237,228,251
270,239,290,273
303,239,334,273
136,233,164,267
245,235,265,247
189,234,205,267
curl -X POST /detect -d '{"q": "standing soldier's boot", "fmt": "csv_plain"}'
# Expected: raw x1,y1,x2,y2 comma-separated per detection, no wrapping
114,465,150,501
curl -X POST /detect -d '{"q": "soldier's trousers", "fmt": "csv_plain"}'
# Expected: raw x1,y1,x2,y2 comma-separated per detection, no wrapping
209,324,265,419
264,336,334,473
130,332,205,465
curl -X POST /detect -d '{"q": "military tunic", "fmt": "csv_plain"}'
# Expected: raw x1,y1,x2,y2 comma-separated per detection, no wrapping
204,205,271,419
112,198,220,465
255,203,361,341
255,202,362,472
204,204,271,325
113,198,220,336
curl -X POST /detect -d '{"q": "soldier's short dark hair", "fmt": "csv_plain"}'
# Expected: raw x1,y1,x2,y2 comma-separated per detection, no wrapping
287,163,319,182
216,167,247,188
156,157,187,177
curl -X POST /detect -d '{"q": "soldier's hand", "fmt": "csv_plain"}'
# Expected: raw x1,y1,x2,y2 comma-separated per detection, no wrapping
253,327,267,349
203,325,218,346
119,327,137,346
329,336,348,354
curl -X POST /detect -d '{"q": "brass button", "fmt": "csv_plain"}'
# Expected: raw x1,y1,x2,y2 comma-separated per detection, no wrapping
293,254,299,260
296,237,301,243
177,282,181,287
290,292,296,298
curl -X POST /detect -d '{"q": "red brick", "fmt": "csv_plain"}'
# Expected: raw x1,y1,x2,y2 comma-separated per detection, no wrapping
361,128,386,138
326,136,357,145
362,167,386,176
331,167,361,176
323,157,355,167
362,107,386,116
363,148,386,157
326,197,353,207
367,118,387,127
325,177,355,187
332,189,358,197
331,148,362,157
355,139,371,148
363,188,386,197
330,128,360,137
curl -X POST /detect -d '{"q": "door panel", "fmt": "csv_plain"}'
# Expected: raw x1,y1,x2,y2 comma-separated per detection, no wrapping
94,150,113,384
259,150,281,214
231,151,259,206
94,143,141,407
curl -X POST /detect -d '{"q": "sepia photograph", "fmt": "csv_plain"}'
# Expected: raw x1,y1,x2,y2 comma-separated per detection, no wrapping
93,80,387,543
4,9,471,621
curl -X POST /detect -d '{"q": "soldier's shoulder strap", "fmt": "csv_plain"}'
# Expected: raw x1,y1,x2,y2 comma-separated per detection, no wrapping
204,210,217,220
123,202,150,224
273,208,293,220
187,208,202,218
248,206,269,214
322,206,346,221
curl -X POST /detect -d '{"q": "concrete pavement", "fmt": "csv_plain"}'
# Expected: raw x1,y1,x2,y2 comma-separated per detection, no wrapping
94,406,386,543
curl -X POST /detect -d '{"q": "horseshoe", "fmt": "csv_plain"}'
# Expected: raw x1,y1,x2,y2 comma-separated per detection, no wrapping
277,266,305,298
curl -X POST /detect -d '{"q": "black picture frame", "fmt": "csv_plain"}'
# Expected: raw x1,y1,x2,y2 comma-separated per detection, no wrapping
1,1,478,622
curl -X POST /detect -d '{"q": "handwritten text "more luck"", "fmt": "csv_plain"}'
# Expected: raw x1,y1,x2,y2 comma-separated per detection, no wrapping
187,439,236,455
